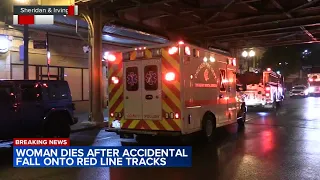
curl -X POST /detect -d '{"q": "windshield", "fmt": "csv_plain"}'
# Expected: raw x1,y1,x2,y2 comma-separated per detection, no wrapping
237,72,262,85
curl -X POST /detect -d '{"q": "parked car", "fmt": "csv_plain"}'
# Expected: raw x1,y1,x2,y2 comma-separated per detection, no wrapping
0,80,78,140
289,85,309,98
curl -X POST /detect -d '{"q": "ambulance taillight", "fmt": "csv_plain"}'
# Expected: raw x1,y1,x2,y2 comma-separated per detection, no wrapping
185,46,191,55
165,72,175,81
111,76,119,84
168,46,178,55
107,54,116,62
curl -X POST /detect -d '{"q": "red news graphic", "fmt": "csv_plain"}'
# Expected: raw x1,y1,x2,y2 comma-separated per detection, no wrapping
13,138,70,146
13,5,79,25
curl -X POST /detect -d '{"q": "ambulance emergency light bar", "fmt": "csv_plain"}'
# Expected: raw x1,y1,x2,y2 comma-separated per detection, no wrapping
13,5,78,25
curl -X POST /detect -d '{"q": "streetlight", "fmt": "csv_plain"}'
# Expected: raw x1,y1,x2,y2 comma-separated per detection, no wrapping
249,50,255,57
242,49,256,72
242,51,248,57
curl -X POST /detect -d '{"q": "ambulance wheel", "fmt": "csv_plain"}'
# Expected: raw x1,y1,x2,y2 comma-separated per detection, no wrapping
202,114,215,142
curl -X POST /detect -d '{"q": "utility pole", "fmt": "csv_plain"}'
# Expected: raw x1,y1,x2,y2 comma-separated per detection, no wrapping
23,24,29,80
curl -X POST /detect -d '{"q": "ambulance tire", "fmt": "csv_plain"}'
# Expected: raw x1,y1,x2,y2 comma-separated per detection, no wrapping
202,113,216,142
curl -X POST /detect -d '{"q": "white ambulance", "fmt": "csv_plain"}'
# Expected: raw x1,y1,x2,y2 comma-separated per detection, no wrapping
106,41,247,141
237,69,284,109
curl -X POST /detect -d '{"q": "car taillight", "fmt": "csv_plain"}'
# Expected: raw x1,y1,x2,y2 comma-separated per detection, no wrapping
111,76,119,84
165,72,175,81
168,46,178,55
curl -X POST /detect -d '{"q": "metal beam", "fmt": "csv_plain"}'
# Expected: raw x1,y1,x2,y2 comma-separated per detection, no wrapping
270,0,317,41
235,40,319,48
117,0,178,13
54,21,163,44
217,31,304,42
171,13,285,31
205,23,320,39
196,15,320,37
205,0,236,23
289,0,320,12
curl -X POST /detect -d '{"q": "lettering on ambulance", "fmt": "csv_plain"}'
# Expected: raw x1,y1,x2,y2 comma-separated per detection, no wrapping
194,62,218,87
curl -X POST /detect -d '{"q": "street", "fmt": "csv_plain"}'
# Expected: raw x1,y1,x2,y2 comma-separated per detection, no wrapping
1,97,320,180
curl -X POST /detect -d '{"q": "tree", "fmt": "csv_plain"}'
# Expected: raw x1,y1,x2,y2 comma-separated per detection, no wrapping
259,45,306,76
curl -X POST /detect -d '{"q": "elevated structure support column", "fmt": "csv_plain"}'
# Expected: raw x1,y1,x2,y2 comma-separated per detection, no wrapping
90,8,104,124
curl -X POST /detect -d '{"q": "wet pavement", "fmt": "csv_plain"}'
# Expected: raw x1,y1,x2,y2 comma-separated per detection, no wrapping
1,97,320,180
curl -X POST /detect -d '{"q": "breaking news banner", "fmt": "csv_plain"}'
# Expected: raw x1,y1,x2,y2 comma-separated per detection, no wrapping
13,138,192,168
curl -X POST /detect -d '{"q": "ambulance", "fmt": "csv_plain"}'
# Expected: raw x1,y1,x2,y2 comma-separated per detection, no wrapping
237,68,284,109
308,73,320,96
105,41,247,141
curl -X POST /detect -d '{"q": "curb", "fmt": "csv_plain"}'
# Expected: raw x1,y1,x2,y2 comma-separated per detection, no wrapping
71,122,108,133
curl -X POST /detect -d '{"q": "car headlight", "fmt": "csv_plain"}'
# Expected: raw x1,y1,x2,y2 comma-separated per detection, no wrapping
304,89,309,94
309,87,315,92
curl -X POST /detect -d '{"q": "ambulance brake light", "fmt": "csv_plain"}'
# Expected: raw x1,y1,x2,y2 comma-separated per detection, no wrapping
111,76,119,84
185,46,191,55
165,72,175,81
168,46,178,55
178,41,184,45
107,54,116,62
175,113,179,119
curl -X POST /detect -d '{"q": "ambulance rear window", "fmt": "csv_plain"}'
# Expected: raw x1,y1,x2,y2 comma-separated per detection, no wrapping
144,65,158,91
126,67,139,91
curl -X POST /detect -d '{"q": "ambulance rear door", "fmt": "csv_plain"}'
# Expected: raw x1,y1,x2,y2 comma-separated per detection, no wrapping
123,61,143,119
141,59,162,120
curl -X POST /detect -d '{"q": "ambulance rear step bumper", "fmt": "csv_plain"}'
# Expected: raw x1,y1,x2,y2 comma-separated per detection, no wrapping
106,128,182,136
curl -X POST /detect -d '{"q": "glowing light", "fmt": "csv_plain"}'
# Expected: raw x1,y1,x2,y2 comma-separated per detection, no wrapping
107,54,116,62
276,71,280,75
249,50,255,57
203,57,208,62
103,52,109,59
178,41,184,45
111,76,119,84
165,72,175,81
168,46,178,55
175,113,179,119
209,56,215,62
232,58,236,66
242,51,248,57
309,78,314,82
267,68,271,71
266,87,270,91
185,46,191,55
309,87,315,92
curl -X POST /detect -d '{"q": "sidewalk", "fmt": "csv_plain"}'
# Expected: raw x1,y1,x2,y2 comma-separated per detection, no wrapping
71,109,109,133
